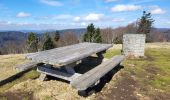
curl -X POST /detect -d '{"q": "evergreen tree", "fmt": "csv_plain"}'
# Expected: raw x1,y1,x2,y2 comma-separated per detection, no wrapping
54,31,60,42
83,23,102,43
27,32,38,53
137,11,154,34
93,28,102,43
42,33,54,50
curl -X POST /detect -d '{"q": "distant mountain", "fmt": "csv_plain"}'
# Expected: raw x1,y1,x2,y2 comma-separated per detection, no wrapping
155,28,170,33
0,31,28,44
20,28,86,36
0,28,86,46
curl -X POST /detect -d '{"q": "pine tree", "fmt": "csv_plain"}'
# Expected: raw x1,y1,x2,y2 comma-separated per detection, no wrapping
83,23,102,43
54,31,60,42
93,28,102,43
42,33,54,50
27,32,38,53
137,11,154,42
137,11,154,34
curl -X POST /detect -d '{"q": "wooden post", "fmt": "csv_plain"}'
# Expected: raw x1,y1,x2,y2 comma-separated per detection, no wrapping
39,73,47,81
64,62,77,74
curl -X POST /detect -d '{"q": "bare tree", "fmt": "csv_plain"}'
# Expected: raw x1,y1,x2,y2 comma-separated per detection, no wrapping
101,28,114,44
58,32,79,46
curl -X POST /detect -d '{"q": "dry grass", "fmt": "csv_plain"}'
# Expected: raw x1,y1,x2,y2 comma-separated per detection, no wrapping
0,54,29,81
0,42,170,100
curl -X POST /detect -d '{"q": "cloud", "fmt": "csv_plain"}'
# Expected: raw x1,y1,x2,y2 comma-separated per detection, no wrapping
0,21,12,25
151,7,166,14
16,12,31,18
73,16,81,22
80,22,87,26
40,0,62,6
111,4,142,12
36,14,73,20
84,13,104,21
130,0,156,5
0,20,88,30
53,14,72,20
112,18,125,22
105,0,118,3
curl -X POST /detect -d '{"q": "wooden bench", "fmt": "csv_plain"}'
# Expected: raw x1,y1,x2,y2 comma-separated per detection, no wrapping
15,61,42,72
70,55,125,92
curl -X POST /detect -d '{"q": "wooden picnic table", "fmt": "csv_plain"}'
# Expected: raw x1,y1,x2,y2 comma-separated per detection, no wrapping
16,42,125,95
24,42,112,81
26,42,112,67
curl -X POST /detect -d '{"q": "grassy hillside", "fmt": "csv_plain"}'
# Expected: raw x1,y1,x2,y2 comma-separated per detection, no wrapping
0,43,170,100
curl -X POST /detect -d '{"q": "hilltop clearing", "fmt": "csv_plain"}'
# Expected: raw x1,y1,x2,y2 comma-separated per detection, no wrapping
0,43,170,100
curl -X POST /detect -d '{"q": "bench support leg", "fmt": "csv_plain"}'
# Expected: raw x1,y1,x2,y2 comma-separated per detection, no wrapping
64,62,77,74
96,50,106,59
39,73,47,81
78,90,87,97
64,66,75,74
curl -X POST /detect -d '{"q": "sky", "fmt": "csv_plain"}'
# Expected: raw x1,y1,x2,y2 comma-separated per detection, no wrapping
0,0,170,30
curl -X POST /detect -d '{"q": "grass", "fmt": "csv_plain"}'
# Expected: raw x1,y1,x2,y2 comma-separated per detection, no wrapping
0,54,29,81
0,70,39,93
103,43,170,99
0,43,170,99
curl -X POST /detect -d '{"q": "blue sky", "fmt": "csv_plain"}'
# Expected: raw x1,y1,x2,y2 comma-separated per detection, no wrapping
0,0,169,30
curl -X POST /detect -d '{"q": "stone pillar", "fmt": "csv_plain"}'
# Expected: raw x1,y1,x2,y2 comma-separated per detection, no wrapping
123,34,146,57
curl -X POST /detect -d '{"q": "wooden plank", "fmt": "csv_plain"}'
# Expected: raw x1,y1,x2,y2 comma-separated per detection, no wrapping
26,43,93,60
37,66,73,81
39,73,47,81
26,43,98,66
37,66,82,81
25,43,112,66
70,55,125,90
15,62,40,72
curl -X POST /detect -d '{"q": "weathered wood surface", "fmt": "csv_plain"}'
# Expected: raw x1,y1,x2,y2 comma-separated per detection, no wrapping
70,55,125,90
15,61,40,72
37,66,82,81
26,43,112,67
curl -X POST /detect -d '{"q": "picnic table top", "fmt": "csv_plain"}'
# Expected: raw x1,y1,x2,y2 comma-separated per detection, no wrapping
26,42,112,66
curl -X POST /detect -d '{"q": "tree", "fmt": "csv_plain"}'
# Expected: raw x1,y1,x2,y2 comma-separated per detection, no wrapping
60,32,79,46
137,11,154,42
101,28,114,44
42,33,54,50
93,28,102,43
83,23,102,43
54,31,60,42
27,32,38,53
53,31,60,47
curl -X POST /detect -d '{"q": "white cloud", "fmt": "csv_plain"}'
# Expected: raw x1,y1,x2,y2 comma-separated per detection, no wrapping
151,7,166,14
81,22,87,26
53,14,72,20
105,0,118,3
112,18,125,22
0,21,12,25
84,13,104,21
74,16,81,22
16,12,31,18
40,0,62,6
111,4,142,12
36,14,73,20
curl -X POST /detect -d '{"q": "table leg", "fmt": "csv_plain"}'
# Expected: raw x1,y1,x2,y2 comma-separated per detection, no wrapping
64,62,77,74
39,73,47,81
96,50,106,59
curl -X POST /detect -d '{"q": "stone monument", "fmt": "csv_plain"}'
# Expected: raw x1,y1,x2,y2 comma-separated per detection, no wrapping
123,34,146,57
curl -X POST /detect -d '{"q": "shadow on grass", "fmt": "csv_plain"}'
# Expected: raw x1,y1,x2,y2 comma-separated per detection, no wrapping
0,90,34,100
79,65,124,97
48,56,124,97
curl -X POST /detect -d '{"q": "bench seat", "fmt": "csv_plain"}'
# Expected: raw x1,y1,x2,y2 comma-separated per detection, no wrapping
70,55,125,91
